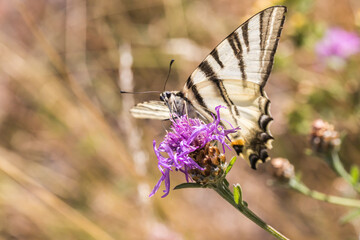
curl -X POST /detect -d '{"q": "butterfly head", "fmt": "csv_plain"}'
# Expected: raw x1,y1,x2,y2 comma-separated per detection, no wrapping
159,91,173,102
160,91,201,119
160,91,183,115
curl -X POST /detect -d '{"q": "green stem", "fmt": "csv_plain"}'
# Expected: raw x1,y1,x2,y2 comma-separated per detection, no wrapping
327,152,352,182
289,178,360,208
327,151,360,193
210,180,289,240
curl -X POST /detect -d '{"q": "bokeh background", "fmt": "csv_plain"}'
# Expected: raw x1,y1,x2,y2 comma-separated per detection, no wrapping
0,0,360,239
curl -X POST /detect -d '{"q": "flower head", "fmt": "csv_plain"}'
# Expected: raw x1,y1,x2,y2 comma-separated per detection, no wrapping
310,119,341,154
268,158,295,182
316,27,360,60
150,106,239,197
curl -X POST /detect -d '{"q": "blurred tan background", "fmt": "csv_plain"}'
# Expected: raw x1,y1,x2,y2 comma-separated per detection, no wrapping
0,0,359,239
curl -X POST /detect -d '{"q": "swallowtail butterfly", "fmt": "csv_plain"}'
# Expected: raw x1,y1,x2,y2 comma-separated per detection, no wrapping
130,6,287,169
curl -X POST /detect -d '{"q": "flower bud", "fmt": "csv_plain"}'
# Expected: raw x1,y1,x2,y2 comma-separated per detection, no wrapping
310,119,341,154
268,158,295,182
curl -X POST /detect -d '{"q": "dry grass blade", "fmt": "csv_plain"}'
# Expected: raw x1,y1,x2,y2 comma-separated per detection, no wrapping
0,147,115,240
13,0,142,179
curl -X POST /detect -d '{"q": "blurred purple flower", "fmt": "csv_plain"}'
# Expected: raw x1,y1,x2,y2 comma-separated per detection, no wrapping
316,27,360,60
150,106,239,198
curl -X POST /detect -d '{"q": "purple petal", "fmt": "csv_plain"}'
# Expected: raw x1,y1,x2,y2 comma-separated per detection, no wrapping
149,174,166,197
149,105,240,197
161,169,171,198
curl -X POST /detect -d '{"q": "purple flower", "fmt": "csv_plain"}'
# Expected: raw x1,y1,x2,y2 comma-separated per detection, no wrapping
149,106,239,197
316,27,360,60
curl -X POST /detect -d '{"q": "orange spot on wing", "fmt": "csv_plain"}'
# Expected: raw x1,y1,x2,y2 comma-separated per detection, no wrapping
231,139,245,147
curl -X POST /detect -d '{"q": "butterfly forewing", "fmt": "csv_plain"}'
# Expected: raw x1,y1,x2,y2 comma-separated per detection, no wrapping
130,101,170,120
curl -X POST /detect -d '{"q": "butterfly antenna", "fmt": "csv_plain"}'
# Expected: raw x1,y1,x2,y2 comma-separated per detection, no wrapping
163,59,175,92
120,90,161,94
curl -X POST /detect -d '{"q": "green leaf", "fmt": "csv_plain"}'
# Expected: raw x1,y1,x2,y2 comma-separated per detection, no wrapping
350,165,359,184
174,182,203,190
233,184,242,205
225,156,237,175
340,209,360,224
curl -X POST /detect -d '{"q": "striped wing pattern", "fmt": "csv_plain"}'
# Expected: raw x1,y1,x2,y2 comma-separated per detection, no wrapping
130,101,170,120
182,6,286,168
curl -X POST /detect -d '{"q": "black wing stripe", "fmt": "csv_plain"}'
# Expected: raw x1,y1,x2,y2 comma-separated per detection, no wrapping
263,8,286,88
227,33,246,81
260,7,274,51
185,77,213,118
233,33,246,81
186,76,193,89
259,7,285,88
186,77,206,108
210,49,224,68
259,11,264,55
198,60,240,124
242,21,250,52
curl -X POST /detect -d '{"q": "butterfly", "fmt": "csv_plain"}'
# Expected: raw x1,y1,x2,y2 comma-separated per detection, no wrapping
130,6,287,169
